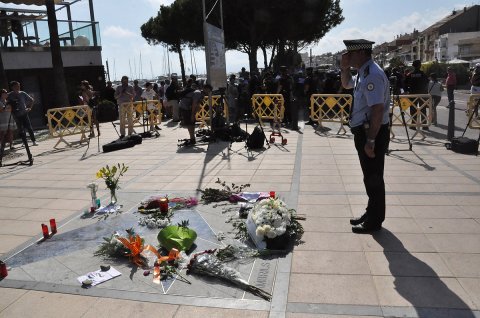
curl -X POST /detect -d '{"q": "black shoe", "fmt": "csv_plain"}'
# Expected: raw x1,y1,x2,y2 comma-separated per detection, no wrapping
119,135,125,139
155,125,162,130
352,223,382,234
350,213,367,226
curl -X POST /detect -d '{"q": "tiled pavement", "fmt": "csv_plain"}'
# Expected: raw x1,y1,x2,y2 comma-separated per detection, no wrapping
0,117,479,318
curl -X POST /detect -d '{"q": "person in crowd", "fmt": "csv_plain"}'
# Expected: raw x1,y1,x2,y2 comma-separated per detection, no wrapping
445,67,457,106
179,83,212,145
7,81,36,146
303,67,318,125
102,81,116,105
276,66,294,127
340,39,390,233
165,76,180,122
404,60,429,130
226,74,239,123
427,73,442,126
141,82,159,133
79,80,100,137
114,75,134,138
0,88,15,150
391,67,405,95
133,80,143,102
470,63,480,94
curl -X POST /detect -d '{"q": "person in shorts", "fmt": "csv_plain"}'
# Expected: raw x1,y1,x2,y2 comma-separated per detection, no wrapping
179,83,212,145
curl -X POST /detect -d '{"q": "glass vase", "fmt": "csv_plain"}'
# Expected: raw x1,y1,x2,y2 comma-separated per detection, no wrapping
109,187,118,205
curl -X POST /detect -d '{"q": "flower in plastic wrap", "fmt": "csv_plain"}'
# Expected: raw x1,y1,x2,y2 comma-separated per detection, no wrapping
251,198,290,238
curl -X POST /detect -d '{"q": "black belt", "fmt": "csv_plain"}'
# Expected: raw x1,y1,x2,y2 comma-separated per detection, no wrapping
351,123,389,135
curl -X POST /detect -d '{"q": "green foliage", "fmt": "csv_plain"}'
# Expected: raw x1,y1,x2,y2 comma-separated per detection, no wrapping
422,62,470,85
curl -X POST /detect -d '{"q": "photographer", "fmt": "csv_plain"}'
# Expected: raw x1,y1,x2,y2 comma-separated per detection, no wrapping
114,75,134,138
0,88,15,150
179,83,212,146
7,81,37,146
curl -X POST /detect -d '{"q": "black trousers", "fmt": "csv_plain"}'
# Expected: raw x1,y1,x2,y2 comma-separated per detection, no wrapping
352,124,389,226
14,113,36,143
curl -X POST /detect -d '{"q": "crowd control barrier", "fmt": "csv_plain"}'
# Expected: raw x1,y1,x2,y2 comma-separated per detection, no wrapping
131,100,163,128
390,94,432,139
251,94,284,125
466,94,480,129
196,95,229,127
46,105,91,148
309,94,352,134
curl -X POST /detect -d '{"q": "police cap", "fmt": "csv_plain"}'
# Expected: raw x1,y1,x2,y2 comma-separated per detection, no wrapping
343,39,375,52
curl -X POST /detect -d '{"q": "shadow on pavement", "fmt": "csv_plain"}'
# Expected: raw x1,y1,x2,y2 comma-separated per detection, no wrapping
372,229,476,318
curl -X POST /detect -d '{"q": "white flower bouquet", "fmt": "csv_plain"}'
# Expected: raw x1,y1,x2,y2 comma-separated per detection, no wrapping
246,197,292,249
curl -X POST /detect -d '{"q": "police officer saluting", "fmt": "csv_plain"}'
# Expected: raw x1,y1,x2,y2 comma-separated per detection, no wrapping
340,39,390,233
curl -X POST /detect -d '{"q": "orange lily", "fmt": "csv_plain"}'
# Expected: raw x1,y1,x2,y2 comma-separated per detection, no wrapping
117,234,151,267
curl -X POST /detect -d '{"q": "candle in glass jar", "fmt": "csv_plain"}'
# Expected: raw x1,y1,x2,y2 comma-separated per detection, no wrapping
0,261,7,278
49,219,57,234
159,198,169,213
41,224,49,239
269,191,275,198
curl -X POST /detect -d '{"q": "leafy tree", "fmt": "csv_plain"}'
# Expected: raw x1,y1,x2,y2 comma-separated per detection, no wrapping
141,0,203,83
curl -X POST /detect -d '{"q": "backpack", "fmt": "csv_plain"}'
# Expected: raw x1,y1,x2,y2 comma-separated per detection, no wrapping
246,126,265,149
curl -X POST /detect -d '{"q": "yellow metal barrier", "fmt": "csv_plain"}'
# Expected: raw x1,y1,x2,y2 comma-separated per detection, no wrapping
310,94,351,134
196,95,229,127
251,94,284,125
131,100,163,128
391,94,432,139
466,94,480,129
46,105,91,148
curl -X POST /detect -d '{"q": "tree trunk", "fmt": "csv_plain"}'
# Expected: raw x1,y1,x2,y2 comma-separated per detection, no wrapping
248,43,258,74
175,42,186,85
269,44,276,68
0,53,8,89
46,0,69,107
261,45,268,70
276,39,286,72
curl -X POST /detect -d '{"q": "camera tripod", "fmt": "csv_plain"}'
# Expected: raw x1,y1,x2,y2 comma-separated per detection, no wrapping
0,111,33,167
387,88,412,153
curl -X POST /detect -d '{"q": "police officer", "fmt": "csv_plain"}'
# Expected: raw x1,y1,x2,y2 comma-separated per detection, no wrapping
404,60,428,130
340,39,390,233
276,66,294,128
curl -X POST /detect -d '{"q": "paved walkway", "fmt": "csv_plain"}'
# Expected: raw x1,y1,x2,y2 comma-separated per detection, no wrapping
0,116,479,318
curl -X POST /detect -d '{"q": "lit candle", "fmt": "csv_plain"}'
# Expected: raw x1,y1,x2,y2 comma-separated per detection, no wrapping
49,219,57,234
41,224,49,239
159,198,169,214
0,261,7,278
269,191,275,198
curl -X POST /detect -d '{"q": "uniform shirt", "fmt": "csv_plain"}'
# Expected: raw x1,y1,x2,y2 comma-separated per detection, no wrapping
405,69,428,94
350,59,390,128
7,91,33,116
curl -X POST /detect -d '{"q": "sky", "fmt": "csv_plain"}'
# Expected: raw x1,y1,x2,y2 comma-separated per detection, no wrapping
1,0,476,80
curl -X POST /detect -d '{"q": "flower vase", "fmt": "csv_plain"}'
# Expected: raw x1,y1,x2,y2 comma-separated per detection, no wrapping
109,187,118,205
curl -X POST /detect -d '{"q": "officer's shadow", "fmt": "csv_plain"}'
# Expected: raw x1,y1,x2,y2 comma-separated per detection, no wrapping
372,229,475,318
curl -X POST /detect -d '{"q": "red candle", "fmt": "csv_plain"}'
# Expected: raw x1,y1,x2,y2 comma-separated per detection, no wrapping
269,191,275,198
41,224,49,239
0,261,7,278
49,219,57,234
159,198,169,214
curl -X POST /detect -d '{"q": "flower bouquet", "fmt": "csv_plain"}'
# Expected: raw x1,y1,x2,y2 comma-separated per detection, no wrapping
94,228,159,267
157,220,197,252
246,197,303,250
96,163,128,205
187,250,271,301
